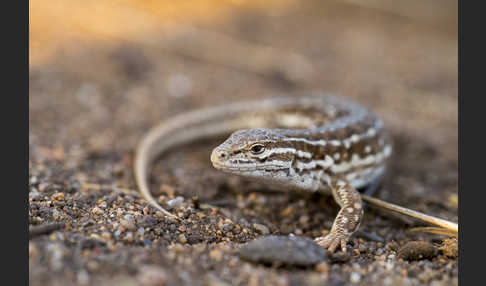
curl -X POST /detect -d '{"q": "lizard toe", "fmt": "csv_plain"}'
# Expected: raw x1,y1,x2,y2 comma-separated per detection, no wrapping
316,232,350,253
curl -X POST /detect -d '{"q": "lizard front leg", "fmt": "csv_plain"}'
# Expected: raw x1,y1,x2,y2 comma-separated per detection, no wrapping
315,179,363,253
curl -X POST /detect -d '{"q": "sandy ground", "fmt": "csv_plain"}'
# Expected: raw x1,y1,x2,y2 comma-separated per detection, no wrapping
29,1,457,285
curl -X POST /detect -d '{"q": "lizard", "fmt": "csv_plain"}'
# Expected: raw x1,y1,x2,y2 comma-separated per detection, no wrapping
134,92,458,253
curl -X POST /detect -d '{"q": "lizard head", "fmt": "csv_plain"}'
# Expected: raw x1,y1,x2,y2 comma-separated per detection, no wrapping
210,129,293,180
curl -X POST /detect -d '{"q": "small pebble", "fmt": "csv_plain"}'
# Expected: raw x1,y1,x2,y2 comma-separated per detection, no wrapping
167,196,184,209
120,219,136,231
91,207,104,215
52,209,61,219
178,234,187,244
398,241,438,261
239,235,327,267
101,232,111,240
51,192,65,200
253,223,270,235
280,206,295,216
299,215,309,224
350,272,361,283
29,190,41,200
30,175,38,184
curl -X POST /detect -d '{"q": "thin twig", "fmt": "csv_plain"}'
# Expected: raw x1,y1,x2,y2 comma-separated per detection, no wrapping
362,194,458,235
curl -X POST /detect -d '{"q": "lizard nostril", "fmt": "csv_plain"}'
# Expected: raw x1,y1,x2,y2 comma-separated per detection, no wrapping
211,149,228,165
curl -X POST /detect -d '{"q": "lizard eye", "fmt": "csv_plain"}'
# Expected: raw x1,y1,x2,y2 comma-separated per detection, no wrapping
250,144,265,154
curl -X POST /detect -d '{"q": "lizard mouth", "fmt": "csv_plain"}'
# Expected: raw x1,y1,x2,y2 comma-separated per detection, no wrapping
211,148,289,173
210,148,251,171
211,160,253,172
211,159,287,173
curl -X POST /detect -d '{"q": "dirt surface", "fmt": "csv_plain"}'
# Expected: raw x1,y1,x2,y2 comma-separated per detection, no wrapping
29,1,458,285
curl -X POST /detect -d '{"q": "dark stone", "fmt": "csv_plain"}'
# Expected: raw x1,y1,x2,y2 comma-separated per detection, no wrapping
239,235,327,267
187,234,203,244
398,241,438,261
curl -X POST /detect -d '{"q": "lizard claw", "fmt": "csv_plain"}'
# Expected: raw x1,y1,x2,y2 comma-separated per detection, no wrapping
315,232,350,253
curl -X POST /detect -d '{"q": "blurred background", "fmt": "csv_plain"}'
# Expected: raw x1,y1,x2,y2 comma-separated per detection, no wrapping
30,0,457,157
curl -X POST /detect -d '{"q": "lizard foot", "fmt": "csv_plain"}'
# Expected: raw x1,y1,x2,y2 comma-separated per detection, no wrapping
315,231,351,253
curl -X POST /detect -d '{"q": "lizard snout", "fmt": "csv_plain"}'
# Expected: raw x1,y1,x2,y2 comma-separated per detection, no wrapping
210,148,229,168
